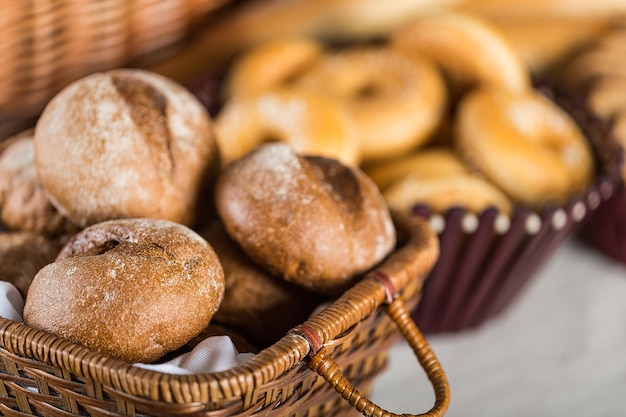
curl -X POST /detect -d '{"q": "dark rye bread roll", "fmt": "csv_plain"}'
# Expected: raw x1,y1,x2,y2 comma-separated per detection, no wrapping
33,69,220,228
215,143,396,295
0,231,66,298
23,218,225,363
201,221,324,348
0,130,77,236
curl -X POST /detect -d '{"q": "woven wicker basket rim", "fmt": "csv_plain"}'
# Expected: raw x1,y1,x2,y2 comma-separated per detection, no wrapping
0,213,437,407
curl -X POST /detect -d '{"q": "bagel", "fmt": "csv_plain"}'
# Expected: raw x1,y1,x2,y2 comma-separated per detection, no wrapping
587,75,626,120
224,37,323,99
384,172,513,215
481,16,613,75
455,0,626,19
391,12,530,95
214,88,360,166
296,46,447,160
562,29,626,89
365,147,512,214
365,147,470,191
455,86,595,207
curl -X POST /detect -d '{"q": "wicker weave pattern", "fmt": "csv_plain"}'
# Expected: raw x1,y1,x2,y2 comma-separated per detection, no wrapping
0,215,448,417
0,0,226,121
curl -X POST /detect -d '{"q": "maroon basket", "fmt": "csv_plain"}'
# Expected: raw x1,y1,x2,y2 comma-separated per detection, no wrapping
411,89,623,334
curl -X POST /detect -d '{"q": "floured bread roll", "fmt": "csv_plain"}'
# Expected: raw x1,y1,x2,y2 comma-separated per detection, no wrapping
0,130,77,236
0,231,65,298
215,143,396,295
34,69,220,228
23,218,225,363
201,221,324,348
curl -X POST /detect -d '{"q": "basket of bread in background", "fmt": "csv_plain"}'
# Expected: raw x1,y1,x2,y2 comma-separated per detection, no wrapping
149,0,623,334
0,1,452,416
555,19,626,266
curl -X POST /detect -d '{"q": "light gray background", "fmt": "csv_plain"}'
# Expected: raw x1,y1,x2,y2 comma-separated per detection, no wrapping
372,239,626,416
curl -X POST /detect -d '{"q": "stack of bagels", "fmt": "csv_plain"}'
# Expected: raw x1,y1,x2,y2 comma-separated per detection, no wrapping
213,11,596,218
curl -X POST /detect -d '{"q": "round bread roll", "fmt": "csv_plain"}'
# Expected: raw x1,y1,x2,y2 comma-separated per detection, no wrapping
0,231,65,298
201,221,324,348
0,130,77,236
23,218,225,363
215,143,396,295
34,69,220,228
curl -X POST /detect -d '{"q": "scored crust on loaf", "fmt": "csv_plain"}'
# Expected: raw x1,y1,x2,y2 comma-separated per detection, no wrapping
33,69,220,228
215,143,396,295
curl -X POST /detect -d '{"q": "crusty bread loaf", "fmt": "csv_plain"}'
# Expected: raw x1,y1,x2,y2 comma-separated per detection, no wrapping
33,69,220,228
215,143,396,295
23,218,225,363
0,231,65,298
201,220,324,348
0,130,77,236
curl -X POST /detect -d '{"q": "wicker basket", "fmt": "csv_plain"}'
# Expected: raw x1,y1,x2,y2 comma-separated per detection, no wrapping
0,215,450,417
0,0,230,139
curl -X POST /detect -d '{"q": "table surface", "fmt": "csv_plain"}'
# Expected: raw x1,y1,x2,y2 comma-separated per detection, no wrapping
371,238,626,417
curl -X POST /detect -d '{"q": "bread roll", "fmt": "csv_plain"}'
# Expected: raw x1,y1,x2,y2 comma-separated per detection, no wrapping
215,143,396,295
0,130,77,236
34,69,220,228
0,232,65,298
201,221,324,348
24,218,225,363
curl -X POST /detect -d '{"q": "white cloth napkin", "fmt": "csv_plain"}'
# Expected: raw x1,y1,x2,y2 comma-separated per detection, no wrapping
0,281,25,322
0,281,254,374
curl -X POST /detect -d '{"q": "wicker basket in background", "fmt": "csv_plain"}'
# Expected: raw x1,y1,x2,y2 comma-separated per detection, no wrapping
0,215,449,417
0,0,231,139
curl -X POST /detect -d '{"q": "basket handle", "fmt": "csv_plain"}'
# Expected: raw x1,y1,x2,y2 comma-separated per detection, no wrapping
293,275,450,417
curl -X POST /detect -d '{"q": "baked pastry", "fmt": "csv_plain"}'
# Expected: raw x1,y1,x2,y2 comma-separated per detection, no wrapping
214,87,361,166
560,24,626,265
215,143,396,295
366,148,512,214
0,231,65,299
224,36,323,99
201,221,324,348
454,86,595,207
34,69,220,228
391,12,530,97
295,46,447,161
23,218,225,363
0,130,77,236
476,16,613,75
